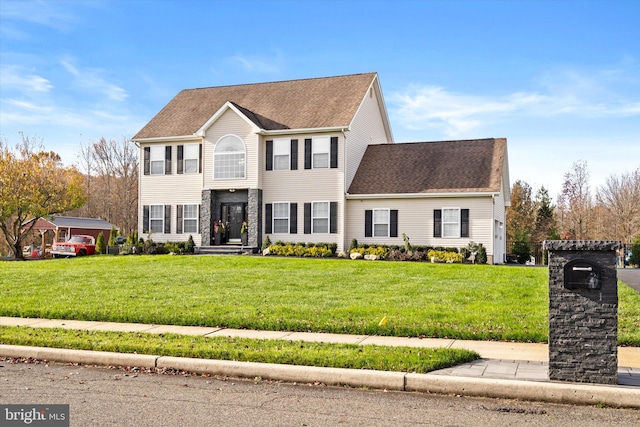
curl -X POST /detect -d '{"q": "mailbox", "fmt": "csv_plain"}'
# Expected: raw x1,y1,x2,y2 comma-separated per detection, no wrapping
563,259,601,289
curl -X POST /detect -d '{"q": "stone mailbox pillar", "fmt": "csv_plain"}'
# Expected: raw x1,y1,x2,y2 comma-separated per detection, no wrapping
544,240,620,385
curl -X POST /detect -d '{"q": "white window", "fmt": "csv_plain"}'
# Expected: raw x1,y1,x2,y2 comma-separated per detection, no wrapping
312,136,330,169
150,205,164,233
273,202,289,233
183,144,199,174
214,135,246,179
373,209,389,237
443,208,460,238
183,204,198,233
273,139,290,171
312,201,329,233
150,146,164,175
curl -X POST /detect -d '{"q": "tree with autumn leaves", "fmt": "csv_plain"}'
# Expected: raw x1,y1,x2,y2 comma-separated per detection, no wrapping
0,134,86,259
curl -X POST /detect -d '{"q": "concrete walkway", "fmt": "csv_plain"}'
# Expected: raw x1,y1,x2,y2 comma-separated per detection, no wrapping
1,316,639,408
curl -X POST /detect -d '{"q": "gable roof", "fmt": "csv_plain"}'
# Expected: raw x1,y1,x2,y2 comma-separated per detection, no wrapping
133,73,380,140
347,138,507,195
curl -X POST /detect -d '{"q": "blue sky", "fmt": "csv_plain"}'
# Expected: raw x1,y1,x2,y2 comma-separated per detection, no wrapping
1,0,638,198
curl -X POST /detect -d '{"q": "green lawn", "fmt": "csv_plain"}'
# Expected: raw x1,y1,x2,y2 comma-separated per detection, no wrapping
1,255,639,345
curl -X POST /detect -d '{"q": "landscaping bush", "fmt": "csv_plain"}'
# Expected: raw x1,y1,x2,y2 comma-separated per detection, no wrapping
630,235,640,267
267,242,335,258
476,243,487,264
261,235,272,251
96,232,106,255
427,249,464,263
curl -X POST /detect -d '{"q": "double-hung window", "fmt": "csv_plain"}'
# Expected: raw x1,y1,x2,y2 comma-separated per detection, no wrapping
150,146,164,175
273,139,290,170
373,209,390,237
149,205,164,232
312,137,330,169
442,208,460,238
312,201,329,233
183,144,199,174
434,208,469,238
273,202,290,233
183,204,198,233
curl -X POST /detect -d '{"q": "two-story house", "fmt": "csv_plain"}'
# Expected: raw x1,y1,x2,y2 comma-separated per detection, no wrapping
133,72,510,263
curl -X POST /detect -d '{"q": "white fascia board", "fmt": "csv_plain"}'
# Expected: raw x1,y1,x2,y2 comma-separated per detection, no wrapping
133,135,203,143
258,126,348,136
345,192,499,200
195,101,261,136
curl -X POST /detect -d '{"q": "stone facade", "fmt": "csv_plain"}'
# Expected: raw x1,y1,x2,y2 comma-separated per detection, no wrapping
200,190,215,246
248,189,262,250
544,240,621,384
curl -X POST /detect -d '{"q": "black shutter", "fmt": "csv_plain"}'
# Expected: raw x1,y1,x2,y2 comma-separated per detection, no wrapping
290,139,298,170
390,210,398,238
164,205,171,234
266,140,273,171
177,145,184,174
143,147,150,175
198,204,201,233
198,144,202,173
330,202,338,234
143,205,149,233
461,209,469,238
365,210,372,237
165,146,172,175
290,203,297,234
330,136,338,168
176,205,183,234
434,209,442,238
304,139,312,169
265,204,272,234
304,203,311,234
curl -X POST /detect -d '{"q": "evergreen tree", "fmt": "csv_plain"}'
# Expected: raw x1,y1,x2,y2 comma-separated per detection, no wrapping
96,232,106,255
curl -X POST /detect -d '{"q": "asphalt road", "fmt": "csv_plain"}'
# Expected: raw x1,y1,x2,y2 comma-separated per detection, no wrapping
618,268,640,293
1,358,638,427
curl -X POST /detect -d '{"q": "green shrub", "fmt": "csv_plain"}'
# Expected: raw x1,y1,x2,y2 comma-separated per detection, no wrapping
630,236,640,267
349,238,358,252
427,250,463,263
107,227,116,246
262,235,272,251
267,242,336,258
476,244,487,264
185,235,195,254
96,232,106,255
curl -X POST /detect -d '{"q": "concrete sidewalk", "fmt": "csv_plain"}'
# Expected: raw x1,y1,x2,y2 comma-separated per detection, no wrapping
1,316,639,408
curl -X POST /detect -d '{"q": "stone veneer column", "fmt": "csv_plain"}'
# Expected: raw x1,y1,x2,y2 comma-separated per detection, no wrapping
200,190,215,246
544,240,620,384
248,189,262,251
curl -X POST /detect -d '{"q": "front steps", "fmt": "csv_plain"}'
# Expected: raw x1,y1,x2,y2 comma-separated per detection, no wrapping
196,245,256,255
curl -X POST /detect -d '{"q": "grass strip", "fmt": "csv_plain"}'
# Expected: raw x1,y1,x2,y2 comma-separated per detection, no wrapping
0,326,479,374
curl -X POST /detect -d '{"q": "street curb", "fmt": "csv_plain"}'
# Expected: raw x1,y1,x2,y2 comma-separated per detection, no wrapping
2,345,639,409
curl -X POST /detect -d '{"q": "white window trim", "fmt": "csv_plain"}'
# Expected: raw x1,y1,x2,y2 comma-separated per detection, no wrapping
442,207,461,238
272,138,290,171
183,204,198,233
312,201,330,234
272,201,290,234
150,145,164,175
183,143,199,174
312,136,330,169
213,134,246,180
150,204,164,233
373,208,390,238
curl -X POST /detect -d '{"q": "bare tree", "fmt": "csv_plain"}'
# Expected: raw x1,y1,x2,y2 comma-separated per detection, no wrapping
558,160,592,239
597,167,640,244
70,138,138,235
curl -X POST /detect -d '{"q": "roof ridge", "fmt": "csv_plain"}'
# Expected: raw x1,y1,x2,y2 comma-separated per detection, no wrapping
181,72,377,92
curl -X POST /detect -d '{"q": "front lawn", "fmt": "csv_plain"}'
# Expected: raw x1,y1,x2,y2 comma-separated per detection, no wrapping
1,255,639,345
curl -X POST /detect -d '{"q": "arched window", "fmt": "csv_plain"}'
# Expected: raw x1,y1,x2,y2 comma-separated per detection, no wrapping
214,135,246,180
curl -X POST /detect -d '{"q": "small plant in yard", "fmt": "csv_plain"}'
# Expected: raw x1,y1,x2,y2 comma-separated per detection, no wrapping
476,244,487,264
262,235,272,251
95,232,106,254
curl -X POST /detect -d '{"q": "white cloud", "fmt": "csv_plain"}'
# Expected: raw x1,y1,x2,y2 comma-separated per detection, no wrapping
390,63,640,137
0,0,81,32
0,65,53,93
61,59,128,101
230,51,285,74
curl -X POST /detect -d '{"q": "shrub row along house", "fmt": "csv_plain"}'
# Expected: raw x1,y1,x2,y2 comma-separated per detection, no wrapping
133,72,510,263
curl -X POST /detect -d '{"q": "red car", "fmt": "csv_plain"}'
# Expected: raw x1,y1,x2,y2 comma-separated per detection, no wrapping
51,235,96,258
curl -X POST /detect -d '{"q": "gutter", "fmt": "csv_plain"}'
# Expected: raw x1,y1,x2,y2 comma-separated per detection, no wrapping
132,135,204,143
345,192,501,200
258,126,349,136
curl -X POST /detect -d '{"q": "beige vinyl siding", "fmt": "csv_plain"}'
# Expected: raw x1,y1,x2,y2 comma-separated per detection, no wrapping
138,142,203,246
345,196,495,254
203,108,259,190
344,83,391,190
261,133,345,250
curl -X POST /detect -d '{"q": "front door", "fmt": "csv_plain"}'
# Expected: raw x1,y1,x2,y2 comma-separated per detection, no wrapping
221,203,246,243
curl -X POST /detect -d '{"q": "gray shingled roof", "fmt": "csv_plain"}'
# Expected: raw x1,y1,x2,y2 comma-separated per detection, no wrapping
348,138,507,195
47,216,115,230
133,73,378,139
